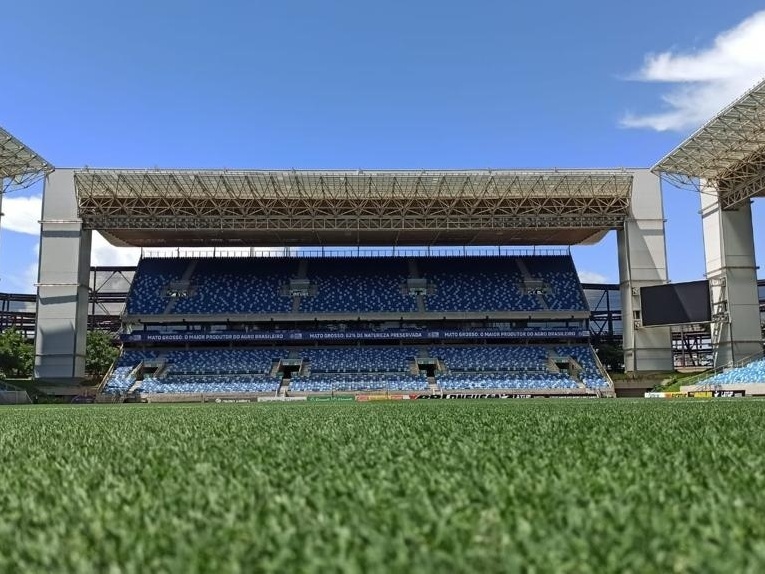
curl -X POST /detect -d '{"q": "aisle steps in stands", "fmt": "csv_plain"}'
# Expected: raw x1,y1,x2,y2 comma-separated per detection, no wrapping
292,260,310,313
516,258,549,311
163,260,199,314
546,353,561,374
407,259,427,312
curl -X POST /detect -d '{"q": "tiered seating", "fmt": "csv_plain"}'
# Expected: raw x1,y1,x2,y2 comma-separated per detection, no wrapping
115,253,600,398
290,347,424,392
163,349,281,375
431,344,577,390
523,256,587,311
103,350,158,393
104,348,284,395
303,346,414,373
429,345,608,391
555,346,610,389
126,254,588,316
173,258,294,314
127,259,189,314
141,375,279,394
430,345,547,372
438,372,577,391
291,373,428,393
706,358,765,385
420,257,536,312
300,259,417,313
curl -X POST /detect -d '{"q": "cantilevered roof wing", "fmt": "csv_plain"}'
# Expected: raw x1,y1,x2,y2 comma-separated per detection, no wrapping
73,168,633,247
653,78,765,208
0,126,53,190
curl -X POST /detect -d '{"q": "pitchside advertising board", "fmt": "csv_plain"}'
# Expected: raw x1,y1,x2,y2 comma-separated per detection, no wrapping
122,328,589,344
644,390,745,398
352,393,594,401
246,394,599,402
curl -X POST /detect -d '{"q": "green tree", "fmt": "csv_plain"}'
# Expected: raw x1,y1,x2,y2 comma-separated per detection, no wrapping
595,343,624,373
86,330,120,379
0,328,34,378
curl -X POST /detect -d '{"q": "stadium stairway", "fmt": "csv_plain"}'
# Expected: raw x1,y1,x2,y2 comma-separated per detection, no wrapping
568,369,587,390
556,353,587,389
292,259,310,313
277,377,290,397
546,353,561,374
407,259,427,313
163,260,199,314
516,258,549,311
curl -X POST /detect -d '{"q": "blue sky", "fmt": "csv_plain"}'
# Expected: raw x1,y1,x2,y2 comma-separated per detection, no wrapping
2,1,765,292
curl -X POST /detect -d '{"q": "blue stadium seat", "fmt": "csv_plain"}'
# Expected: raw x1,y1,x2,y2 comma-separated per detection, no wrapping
430,345,548,372
104,348,284,395
302,346,414,373
555,345,610,389
125,254,589,316
290,372,428,393
706,358,765,385
299,258,417,313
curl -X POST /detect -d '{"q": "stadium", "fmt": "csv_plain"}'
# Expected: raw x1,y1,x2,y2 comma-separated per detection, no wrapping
34,166,657,400
3,12,765,570
0,80,764,403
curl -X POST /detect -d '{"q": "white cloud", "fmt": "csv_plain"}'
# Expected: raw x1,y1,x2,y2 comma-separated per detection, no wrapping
621,10,765,131
90,234,283,266
578,270,609,284
0,194,285,270
2,195,42,235
6,242,41,294
91,233,142,266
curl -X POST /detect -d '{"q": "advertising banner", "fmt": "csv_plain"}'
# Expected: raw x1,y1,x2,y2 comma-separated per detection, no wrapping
355,394,392,402
305,395,355,402
416,393,534,400
712,390,745,398
122,327,588,344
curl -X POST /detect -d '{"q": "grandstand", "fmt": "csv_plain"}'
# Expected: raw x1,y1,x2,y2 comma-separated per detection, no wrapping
2,79,762,402
35,166,677,393
97,248,613,400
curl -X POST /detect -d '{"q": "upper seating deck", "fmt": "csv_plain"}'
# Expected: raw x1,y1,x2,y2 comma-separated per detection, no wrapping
125,254,588,317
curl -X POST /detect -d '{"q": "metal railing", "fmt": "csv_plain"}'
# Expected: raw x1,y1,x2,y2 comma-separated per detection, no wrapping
139,246,572,260
679,350,765,388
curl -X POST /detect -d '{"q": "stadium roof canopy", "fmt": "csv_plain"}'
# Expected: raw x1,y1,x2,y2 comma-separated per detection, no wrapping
74,168,634,247
0,126,53,192
653,78,765,209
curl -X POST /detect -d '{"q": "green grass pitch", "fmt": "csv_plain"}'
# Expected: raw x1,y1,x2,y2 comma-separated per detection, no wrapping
1,400,765,572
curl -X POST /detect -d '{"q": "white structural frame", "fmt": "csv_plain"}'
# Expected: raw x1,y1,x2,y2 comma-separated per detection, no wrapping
74,168,633,247
0,126,52,193
34,168,672,382
654,79,765,368
654,77,765,209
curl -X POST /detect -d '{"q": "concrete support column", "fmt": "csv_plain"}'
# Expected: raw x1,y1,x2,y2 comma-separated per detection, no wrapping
34,169,91,382
700,184,761,367
618,170,673,372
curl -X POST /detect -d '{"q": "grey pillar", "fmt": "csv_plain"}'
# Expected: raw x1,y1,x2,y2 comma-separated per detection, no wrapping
617,170,673,372
34,169,92,382
700,184,762,367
